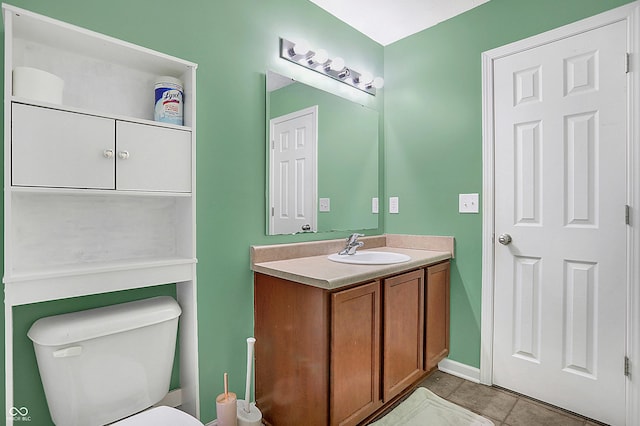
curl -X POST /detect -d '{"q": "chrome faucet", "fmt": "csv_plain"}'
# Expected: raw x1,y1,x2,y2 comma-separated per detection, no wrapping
339,233,365,255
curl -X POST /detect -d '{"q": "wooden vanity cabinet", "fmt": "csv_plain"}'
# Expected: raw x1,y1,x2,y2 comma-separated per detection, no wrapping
254,261,449,426
425,261,451,371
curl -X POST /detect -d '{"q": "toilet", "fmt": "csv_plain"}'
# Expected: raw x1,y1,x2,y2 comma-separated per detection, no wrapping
27,296,204,426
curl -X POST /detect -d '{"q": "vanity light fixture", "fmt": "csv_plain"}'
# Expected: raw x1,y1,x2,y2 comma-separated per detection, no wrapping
280,37,384,96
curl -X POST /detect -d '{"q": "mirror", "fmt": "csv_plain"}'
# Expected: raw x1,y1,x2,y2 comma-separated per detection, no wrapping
266,70,379,235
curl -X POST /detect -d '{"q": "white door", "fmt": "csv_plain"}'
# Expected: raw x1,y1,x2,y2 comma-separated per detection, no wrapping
269,106,317,234
493,21,627,425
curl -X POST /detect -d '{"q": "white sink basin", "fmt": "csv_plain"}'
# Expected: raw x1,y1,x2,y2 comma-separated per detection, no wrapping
328,251,411,265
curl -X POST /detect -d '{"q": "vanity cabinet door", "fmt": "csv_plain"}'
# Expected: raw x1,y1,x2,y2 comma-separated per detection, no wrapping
115,121,191,192
425,261,451,371
11,103,115,189
382,269,425,402
331,281,382,426
254,273,330,426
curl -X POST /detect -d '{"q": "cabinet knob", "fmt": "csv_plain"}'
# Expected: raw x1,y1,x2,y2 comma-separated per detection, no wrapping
118,150,130,160
103,149,114,159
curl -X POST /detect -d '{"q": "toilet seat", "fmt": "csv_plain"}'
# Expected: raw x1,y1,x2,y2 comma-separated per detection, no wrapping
112,406,204,425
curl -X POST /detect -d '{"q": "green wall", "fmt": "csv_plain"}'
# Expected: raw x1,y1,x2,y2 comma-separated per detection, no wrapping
1,1,383,424
383,0,634,368
1,0,636,424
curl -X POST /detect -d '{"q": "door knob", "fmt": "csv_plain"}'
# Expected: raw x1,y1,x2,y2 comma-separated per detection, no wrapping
498,234,512,245
103,149,114,159
118,150,130,160
301,224,311,231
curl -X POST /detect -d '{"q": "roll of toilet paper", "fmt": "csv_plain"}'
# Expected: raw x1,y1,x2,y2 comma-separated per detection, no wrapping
236,400,262,426
13,67,64,104
216,392,238,426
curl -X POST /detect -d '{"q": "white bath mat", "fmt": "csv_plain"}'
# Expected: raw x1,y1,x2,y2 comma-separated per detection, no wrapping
370,387,494,426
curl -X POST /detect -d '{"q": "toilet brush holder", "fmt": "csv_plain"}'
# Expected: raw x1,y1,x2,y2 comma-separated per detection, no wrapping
216,392,237,426
236,400,262,426
236,337,262,425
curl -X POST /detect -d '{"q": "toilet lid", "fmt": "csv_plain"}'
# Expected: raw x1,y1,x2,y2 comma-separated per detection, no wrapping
112,406,204,426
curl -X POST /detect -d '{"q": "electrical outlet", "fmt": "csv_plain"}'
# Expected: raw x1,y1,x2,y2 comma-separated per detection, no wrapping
372,197,379,214
389,196,399,214
319,198,330,212
459,193,479,213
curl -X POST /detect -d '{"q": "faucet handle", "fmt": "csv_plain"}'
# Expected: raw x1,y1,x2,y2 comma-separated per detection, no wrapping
339,233,365,255
347,233,364,243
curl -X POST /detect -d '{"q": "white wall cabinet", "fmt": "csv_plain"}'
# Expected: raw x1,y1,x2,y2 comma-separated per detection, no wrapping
3,4,199,424
12,103,191,192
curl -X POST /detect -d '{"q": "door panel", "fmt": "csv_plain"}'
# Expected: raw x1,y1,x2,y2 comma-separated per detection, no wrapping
270,106,317,234
493,20,627,425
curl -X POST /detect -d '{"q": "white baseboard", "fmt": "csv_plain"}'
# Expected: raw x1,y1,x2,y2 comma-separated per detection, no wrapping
437,358,481,383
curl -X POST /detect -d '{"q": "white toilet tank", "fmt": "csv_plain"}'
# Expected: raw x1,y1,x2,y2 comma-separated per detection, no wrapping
27,296,181,426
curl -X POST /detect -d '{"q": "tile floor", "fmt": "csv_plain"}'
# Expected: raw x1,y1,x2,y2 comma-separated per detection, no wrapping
418,370,607,426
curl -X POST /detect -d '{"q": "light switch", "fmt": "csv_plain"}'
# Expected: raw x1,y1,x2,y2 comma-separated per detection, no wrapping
319,198,330,212
372,197,379,214
459,193,479,213
389,196,399,214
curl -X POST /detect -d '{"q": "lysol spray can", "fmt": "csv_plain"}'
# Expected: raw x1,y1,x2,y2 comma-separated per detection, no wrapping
154,76,183,125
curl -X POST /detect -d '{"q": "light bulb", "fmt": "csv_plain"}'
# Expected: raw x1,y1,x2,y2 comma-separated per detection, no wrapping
372,76,384,89
329,57,345,72
292,39,310,56
358,71,373,85
313,49,328,64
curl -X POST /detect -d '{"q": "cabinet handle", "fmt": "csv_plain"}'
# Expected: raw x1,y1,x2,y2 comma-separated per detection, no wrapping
118,150,130,160
103,149,114,159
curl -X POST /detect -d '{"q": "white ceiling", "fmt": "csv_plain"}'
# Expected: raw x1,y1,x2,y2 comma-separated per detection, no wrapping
308,0,490,46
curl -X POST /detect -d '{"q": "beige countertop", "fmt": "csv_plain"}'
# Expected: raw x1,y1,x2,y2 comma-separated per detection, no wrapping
251,234,453,290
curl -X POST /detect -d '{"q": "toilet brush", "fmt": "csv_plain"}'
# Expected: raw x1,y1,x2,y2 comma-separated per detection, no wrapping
237,337,262,426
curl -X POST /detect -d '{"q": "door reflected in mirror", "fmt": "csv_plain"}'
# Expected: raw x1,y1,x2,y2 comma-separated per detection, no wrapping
266,70,380,235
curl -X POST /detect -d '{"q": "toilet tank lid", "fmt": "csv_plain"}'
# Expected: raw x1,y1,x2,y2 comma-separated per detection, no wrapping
27,296,182,346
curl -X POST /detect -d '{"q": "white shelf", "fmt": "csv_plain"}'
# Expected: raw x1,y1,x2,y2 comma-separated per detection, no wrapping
5,4,197,125
3,4,200,422
11,97,193,132
4,258,197,306
5,4,196,74
9,185,193,198
4,256,197,284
